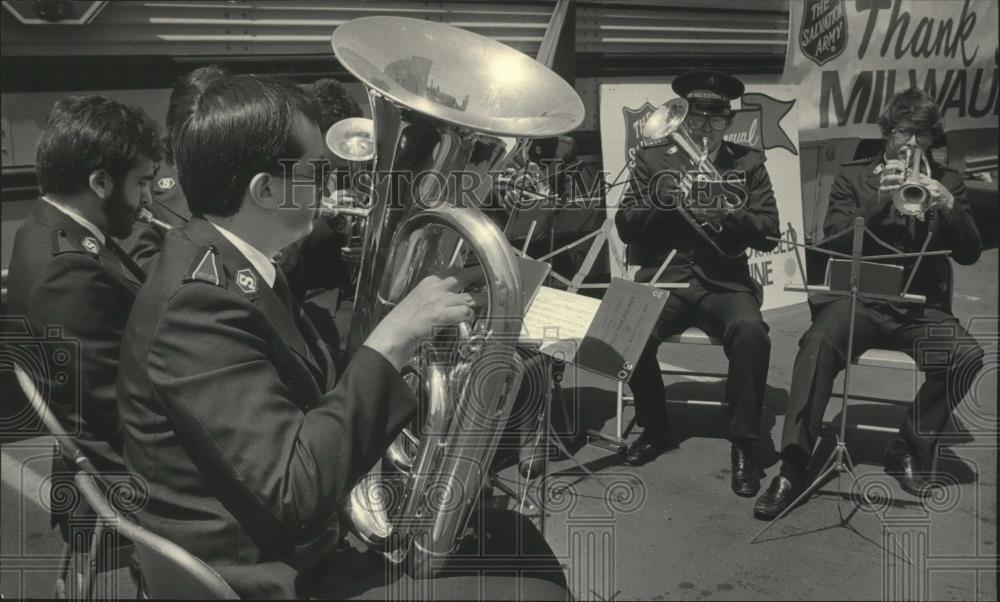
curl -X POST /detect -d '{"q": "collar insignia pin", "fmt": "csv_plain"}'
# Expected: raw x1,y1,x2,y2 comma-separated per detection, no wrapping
81,237,99,254
235,268,258,294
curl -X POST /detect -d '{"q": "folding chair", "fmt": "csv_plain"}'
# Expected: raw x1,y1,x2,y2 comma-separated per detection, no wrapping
12,364,120,599
72,471,239,599
820,261,957,474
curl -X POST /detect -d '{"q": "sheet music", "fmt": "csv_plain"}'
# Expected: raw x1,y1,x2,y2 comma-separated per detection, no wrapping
520,286,600,349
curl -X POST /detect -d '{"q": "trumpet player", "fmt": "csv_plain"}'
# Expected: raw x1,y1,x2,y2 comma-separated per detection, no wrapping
616,70,780,498
755,88,985,520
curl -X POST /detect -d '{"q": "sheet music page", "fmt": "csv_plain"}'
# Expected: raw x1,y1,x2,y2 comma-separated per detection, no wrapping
520,286,600,349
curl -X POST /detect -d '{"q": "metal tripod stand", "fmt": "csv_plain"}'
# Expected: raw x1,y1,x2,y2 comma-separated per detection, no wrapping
751,217,949,548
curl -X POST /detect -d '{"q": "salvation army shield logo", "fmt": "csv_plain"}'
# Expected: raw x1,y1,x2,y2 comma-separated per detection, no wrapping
622,102,658,169
799,0,848,66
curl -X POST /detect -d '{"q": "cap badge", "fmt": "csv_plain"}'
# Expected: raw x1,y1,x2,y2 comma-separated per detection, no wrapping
235,268,258,294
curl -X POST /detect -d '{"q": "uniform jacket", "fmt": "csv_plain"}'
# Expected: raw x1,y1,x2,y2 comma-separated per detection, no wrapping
615,140,780,304
7,200,144,474
120,163,191,271
816,151,981,313
116,216,415,598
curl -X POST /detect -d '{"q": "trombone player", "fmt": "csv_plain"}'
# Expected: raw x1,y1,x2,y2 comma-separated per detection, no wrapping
616,70,780,498
755,88,985,519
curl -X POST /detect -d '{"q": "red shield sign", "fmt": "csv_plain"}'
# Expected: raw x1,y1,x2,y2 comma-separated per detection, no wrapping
799,0,848,67
622,102,658,170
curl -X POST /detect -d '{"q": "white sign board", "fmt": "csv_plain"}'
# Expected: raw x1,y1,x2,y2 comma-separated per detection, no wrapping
599,83,806,311
783,0,999,142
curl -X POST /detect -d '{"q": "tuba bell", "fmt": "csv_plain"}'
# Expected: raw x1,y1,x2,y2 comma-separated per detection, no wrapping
331,16,584,577
893,146,934,219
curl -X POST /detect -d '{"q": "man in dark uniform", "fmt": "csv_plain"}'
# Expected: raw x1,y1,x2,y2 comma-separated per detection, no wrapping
117,74,567,599
616,70,780,497
121,65,229,269
6,95,160,545
120,68,355,354
754,88,985,520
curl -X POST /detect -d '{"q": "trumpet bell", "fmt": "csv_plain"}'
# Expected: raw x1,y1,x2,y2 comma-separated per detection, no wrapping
331,16,584,137
325,117,376,161
641,98,688,146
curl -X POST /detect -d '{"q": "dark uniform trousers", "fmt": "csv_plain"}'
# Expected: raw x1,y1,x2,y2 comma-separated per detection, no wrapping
617,140,781,441
779,151,985,468
629,277,770,439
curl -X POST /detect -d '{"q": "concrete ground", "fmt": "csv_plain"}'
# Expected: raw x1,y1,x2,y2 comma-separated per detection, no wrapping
2,250,996,600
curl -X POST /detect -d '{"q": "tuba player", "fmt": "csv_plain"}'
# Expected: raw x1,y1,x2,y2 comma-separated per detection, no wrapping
616,70,780,498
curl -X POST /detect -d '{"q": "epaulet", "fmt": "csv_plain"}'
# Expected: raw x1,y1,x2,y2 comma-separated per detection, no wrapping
182,245,226,288
51,228,101,258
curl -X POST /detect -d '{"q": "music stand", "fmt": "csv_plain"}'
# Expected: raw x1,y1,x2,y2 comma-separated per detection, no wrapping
749,217,950,547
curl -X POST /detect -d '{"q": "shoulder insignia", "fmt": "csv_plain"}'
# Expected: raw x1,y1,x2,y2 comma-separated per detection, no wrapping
235,268,258,294
156,177,175,192
81,236,100,255
51,229,85,256
183,246,223,287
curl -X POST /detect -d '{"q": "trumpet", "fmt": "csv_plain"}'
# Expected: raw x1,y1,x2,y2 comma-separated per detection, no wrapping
893,146,933,219
136,208,172,231
325,117,375,162
640,98,743,257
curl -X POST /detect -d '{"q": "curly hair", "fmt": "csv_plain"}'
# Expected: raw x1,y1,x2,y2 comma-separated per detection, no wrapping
877,87,945,139
300,78,363,131
36,95,162,195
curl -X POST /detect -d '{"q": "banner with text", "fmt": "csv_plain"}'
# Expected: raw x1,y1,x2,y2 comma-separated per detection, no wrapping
784,0,999,141
599,83,806,311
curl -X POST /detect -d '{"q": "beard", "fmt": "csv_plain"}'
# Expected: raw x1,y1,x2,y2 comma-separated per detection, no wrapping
101,187,141,239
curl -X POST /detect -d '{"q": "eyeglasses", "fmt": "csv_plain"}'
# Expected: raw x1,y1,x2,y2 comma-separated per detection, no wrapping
891,127,934,145
685,115,729,131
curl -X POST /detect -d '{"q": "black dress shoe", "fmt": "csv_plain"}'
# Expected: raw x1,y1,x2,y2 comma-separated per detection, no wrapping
884,445,932,497
624,428,673,466
731,444,761,497
753,476,799,521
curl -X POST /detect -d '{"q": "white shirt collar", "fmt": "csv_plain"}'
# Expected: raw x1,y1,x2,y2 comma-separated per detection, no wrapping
41,197,106,244
209,222,276,288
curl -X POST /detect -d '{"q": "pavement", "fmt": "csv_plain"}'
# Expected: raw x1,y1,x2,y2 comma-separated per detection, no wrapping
2,249,996,600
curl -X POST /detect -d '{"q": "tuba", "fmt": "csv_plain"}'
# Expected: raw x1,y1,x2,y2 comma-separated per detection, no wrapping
640,98,744,257
893,146,933,219
331,16,584,576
